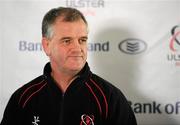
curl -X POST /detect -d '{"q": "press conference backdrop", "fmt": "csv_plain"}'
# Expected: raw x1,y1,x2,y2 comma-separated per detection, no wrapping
0,0,180,124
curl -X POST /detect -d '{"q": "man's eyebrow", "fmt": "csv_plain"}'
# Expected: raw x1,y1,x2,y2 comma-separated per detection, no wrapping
60,36,88,40
81,36,88,39
60,37,72,40
61,36,72,39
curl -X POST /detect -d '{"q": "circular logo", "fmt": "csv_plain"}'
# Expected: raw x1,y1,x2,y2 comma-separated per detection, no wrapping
118,38,147,55
80,114,94,125
170,25,180,52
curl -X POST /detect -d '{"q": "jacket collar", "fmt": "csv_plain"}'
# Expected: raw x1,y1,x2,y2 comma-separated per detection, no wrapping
43,62,91,79
43,62,92,94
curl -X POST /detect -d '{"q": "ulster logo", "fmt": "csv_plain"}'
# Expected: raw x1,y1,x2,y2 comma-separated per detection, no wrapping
170,25,180,52
80,114,94,125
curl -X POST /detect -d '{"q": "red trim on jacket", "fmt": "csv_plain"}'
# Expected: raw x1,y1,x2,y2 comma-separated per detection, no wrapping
18,80,47,108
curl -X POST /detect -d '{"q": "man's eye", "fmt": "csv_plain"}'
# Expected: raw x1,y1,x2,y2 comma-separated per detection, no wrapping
62,39,71,44
79,39,87,44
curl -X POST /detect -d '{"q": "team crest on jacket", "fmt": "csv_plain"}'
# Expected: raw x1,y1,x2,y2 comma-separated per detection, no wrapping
80,114,94,125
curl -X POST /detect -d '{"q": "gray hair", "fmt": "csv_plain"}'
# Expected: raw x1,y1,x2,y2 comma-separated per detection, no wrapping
42,7,88,39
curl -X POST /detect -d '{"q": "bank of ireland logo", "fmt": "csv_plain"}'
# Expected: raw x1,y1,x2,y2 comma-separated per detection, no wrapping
118,38,147,55
80,114,94,125
169,25,180,52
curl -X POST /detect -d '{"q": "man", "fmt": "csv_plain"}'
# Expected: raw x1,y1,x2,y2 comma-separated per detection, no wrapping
1,7,137,125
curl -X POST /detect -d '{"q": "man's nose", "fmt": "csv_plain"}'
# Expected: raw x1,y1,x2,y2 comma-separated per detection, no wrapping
72,39,81,48
70,39,82,52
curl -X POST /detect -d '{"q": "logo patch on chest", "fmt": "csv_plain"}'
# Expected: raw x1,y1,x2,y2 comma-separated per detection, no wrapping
80,114,94,125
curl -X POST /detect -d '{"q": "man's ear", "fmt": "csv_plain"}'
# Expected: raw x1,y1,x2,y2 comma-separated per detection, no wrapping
42,37,50,56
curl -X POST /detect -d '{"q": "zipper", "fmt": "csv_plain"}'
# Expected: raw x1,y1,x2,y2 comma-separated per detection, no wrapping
59,93,64,125
58,76,80,124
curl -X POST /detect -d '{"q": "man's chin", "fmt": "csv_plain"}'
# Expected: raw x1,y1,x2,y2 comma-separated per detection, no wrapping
71,66,83,71
69,64,84,72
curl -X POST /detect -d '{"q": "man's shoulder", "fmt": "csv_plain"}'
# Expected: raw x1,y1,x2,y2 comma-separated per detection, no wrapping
11,75,47,107
90,73,122,95
91,74,115,87
90,73,129,106
17,75,45,93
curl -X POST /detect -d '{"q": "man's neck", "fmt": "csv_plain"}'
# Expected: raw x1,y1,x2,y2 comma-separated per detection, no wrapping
51,69,79,93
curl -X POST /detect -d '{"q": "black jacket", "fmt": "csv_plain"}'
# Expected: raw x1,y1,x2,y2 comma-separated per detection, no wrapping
1,62,137,125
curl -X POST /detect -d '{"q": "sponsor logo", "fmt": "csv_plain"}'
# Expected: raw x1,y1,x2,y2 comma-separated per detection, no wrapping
169,25,180,52
88,41,109,52
167,25,180,66
129,100,180,115
19,39,150,55
80,114,94,125
18,40,109,52
32,116,40,125
19,40,42,51
118,38,147,55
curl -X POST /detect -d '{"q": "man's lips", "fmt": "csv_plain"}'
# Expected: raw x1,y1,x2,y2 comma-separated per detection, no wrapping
68,55,83,59
69,55,83,57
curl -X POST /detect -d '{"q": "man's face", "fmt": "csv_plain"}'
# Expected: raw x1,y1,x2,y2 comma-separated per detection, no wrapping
43,18,88,74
